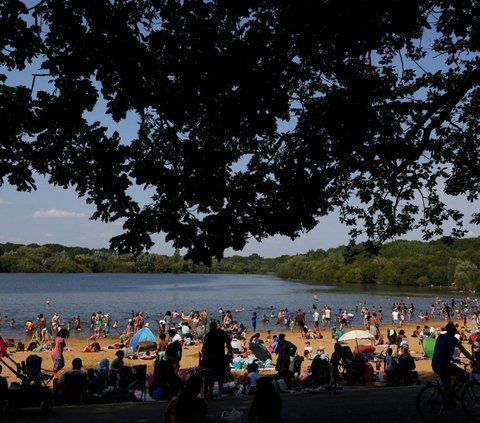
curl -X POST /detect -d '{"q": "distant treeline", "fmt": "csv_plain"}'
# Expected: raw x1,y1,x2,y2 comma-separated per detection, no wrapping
0,238,479,290
0,243,284,274
277,238,480,290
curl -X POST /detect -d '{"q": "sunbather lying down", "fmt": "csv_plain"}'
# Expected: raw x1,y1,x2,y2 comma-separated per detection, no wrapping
126,350,157,360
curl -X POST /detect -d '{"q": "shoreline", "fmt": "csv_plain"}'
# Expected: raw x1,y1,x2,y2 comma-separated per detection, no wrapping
2,320,467,387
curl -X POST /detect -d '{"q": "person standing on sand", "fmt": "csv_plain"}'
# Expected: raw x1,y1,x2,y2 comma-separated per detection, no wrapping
274,333,297,382
312,308,320,328
51,328,69,374
37,313,46,332
158,333,168,353
202,321,232,398
330,342,345,393
324,307,331,327
166,329,183,373
134,312,143,333
391,309,399,327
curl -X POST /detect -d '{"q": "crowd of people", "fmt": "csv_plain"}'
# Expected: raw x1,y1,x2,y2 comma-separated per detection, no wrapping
1,293,479,422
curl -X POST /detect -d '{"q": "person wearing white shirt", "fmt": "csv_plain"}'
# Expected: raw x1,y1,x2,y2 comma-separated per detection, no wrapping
231,337,246,354
181,322,191,336
391,310,399,327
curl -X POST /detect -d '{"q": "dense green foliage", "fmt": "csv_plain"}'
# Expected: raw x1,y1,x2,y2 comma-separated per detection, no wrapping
0,243,283,274
277,238,480,290
2,1,480,265
1,238,479,291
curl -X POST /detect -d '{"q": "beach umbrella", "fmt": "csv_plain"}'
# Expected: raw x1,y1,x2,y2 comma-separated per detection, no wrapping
249,342,272,363
338,329,374,348
129,327,157,351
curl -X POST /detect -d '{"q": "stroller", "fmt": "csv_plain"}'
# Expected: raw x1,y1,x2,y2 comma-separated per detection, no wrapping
0,336,53,414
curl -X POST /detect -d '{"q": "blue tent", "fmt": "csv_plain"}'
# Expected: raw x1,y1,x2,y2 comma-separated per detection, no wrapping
129,327,157,351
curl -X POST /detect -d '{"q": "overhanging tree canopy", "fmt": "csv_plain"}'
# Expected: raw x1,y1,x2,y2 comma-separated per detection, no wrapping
1,0,479,264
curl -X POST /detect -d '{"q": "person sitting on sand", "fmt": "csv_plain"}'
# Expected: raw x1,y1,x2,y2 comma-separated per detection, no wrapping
231,336,247,355
303,341,313,359
57,357,87,387
139,350,155,360
411,325,421,338
301,326,312,339
108,350,124,387
311,326,323,339
250,333,262,344
264,330,272,345
83,340,101,352
456,324,467,342
396,329,409,349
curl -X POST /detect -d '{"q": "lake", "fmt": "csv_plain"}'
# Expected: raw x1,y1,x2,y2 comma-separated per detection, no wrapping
0,273,454,338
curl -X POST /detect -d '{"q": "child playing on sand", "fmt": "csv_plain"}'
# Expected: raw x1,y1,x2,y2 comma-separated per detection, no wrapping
303,341,313,359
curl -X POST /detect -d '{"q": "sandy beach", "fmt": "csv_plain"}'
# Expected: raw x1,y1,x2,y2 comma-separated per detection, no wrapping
2,319,465,388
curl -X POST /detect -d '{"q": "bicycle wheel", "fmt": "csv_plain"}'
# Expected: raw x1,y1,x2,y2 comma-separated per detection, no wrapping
417,383,445,421
462,381,480,417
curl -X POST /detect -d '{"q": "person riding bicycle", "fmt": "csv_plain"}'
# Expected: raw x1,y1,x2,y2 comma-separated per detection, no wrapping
432,322,473,403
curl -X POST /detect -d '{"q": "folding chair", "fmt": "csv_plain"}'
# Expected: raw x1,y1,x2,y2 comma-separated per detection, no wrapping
120,364,147,401
62,373,87,405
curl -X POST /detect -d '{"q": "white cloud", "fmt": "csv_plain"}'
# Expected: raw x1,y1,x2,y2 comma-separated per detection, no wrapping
0,199,13,205
32,208,87,218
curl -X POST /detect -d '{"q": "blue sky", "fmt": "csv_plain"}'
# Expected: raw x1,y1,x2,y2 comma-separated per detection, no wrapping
0,175,354,257
1,174,478,258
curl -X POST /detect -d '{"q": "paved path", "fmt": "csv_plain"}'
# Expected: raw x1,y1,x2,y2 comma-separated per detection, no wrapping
1,385,476,422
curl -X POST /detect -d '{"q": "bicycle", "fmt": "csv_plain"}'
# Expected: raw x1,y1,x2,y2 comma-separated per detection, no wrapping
416,360,480,420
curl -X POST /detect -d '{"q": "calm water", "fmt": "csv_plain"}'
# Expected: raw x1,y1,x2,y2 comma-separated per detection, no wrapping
0,273,452,339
